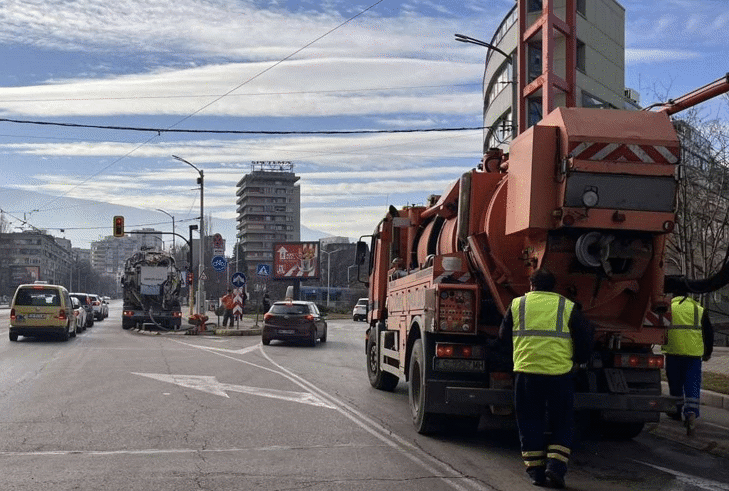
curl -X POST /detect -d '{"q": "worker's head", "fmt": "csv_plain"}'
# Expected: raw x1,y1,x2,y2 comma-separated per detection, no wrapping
529,268,556,292
227,289,232,294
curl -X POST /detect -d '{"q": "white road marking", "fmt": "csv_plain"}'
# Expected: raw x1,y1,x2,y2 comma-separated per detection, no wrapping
132,372,335,409
173,339,496,491
635,461,729,491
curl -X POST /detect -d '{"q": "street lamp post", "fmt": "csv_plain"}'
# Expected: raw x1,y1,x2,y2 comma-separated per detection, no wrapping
173,155,205,315
321,248,343,307
155,208,175,251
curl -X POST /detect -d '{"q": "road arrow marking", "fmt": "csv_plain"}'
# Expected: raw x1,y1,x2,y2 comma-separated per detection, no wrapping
133,373,335,409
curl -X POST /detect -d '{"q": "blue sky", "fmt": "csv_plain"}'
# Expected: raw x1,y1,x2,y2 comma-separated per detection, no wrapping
0,0,727,251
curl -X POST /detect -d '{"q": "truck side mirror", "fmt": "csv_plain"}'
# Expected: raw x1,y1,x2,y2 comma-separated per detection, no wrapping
355,241,368,265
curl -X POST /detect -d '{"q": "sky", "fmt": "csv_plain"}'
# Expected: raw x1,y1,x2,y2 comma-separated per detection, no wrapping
0,0,727,253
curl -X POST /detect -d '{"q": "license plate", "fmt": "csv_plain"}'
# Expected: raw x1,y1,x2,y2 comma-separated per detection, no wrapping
278,329,296,335
27,313,46,319
434,358,485,373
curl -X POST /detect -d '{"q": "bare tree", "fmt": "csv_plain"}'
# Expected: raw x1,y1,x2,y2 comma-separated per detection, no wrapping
667,104,729,325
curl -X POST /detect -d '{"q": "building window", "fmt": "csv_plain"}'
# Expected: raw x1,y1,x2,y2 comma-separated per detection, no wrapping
528,41,542,83
528,0,542,13
528,96,542,127
581,90,614,109
486,62,513,108
487,110,513,148
576,39,586,73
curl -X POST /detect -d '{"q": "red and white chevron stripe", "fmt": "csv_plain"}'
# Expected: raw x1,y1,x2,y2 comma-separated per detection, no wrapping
569,141,680,164
644,310,672,327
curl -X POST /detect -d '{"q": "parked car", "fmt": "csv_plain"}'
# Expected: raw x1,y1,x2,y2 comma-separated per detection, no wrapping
262,301,327,346
9,282,76,341
88,294,104,321
70,293,94,328
352,297,368,322
71,296,87,334
101,296,110,318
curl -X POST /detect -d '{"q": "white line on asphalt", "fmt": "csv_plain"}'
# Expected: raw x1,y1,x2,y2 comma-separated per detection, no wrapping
0,443,385,457
635,461,729,491
173,339,496,491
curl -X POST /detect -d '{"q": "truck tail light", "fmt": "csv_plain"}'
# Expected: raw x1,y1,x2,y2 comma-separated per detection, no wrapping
436,343,483,359
173,311,182,318
123,310,135,317
614,353,664,369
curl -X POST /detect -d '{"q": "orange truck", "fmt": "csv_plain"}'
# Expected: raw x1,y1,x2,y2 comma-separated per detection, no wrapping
356,75,729,438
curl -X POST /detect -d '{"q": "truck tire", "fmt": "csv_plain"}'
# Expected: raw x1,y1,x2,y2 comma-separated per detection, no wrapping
366,327,398,391
409,339,441,434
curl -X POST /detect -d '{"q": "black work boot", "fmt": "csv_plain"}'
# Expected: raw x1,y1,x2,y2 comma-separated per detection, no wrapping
527,466,546,486
545,460,566,489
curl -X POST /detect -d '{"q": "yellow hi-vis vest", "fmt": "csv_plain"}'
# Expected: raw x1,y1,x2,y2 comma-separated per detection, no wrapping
663,296,704,357
511,291,575,375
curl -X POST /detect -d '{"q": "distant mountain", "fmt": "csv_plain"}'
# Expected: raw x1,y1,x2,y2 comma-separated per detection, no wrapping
0,187,331,253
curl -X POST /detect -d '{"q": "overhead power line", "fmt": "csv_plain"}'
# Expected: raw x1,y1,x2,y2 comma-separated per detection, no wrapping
0,117,485,135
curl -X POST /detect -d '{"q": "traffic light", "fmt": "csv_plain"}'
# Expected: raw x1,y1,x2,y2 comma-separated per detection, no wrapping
113,216,125,237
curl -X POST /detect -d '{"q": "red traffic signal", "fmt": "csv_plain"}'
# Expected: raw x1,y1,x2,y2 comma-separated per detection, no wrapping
113,216,125,237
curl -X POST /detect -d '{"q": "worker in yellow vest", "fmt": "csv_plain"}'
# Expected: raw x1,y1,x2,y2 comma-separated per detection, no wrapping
663,294,713,436
499,269,593,488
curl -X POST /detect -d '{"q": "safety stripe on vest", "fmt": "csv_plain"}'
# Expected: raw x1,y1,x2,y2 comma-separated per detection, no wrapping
668,301,700,332
514,295,571,339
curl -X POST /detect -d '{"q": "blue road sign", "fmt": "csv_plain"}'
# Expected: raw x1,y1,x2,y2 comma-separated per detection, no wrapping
256,264,271,276
231,271,247,287
212,255,227,272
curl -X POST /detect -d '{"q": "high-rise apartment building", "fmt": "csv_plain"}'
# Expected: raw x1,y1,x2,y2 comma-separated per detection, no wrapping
482,0,639,151
91,228,162,279
235,161,301,281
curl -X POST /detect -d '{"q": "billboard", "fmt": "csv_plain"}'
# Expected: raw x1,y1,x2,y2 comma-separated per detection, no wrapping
273,242,319,279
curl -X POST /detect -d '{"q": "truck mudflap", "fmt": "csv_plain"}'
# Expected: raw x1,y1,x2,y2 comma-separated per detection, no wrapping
445,387,680,413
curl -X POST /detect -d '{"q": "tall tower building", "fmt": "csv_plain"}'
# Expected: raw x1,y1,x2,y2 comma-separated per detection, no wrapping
235,161,301,282
482,0,638,151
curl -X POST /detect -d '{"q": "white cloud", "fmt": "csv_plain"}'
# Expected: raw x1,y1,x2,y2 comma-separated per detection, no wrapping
625,48,701,65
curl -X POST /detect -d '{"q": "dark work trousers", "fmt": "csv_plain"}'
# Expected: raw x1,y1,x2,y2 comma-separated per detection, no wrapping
222,309,234,327
665,354,702,418
514,372,574,472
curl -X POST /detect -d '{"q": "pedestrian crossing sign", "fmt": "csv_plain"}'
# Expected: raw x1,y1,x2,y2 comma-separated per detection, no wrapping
257,264,271,276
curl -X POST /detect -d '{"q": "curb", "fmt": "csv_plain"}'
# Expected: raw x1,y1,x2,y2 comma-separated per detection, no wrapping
647,421,729,459
661,381,729,410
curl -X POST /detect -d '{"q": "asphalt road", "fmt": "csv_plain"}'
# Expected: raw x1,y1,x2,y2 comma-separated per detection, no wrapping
1,301,728,490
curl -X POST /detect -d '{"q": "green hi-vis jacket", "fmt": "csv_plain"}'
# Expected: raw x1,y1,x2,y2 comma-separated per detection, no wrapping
510,291,575,375
663,296,705,357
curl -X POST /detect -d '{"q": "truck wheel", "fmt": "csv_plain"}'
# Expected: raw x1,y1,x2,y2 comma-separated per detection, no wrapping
409,338,441,434
366,328,398,391
9,332,18,341
320,325,327,343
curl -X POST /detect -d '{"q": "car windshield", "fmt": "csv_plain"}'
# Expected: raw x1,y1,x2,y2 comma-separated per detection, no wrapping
270,304,310,315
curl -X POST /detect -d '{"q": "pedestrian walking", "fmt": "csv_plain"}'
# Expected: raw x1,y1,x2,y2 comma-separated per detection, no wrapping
221,289,235,327
663,293,713,436
499,268,593,488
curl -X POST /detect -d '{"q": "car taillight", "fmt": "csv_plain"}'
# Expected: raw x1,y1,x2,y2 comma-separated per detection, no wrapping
57,309,67,321
614,353,664,369
305,314,314,321
264,313,273,320
173,311,182,318
93,301,100,306
435,343,483,359
10,308,16,321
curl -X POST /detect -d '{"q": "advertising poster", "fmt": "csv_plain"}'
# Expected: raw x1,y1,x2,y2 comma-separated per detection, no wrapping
273,242,319,279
